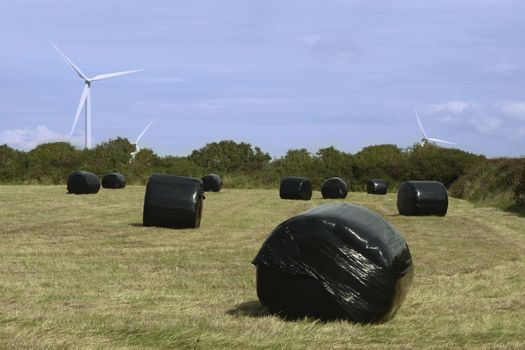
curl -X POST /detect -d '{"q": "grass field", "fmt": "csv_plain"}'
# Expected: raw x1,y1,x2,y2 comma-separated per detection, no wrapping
0,185,524,349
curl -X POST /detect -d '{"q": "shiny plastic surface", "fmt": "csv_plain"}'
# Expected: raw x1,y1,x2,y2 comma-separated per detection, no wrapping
367,179,387,195
397,181,448,216
253,203,414,323
143,173,204,228
201,174,223,192
67,171,100,194
101,172,126,189
279,177,312,200
321,177,348,199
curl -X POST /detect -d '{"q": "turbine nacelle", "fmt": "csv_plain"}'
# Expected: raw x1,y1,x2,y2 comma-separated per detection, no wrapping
414,109,456,147
49,39,142,149
130,120,154,162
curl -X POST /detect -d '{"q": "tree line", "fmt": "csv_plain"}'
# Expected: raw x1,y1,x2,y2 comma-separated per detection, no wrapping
0,138,523,211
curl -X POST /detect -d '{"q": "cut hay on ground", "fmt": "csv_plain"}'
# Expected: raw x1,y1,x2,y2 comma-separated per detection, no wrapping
0,186,523,349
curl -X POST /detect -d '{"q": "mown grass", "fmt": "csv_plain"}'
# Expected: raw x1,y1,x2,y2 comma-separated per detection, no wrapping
0,185,524,349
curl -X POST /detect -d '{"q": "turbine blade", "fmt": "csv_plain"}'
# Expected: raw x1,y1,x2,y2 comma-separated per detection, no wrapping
414,109,428,138
135,120,154,144
70,84,90,137
427,137,456,145
90,69,143,81
48,38,88,81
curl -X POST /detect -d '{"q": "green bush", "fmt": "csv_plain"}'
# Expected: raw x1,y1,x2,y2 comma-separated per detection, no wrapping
2,138,525,212
450,157,525,210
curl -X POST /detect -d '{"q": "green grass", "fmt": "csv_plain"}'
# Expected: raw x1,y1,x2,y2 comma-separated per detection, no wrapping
0,185,524,349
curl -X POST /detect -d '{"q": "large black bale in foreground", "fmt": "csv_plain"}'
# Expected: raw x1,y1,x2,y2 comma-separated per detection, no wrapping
102,172,126,189
321,177,348,199
397,181,448,216
367,179,388,195
67,171,100,194
201,174,223,192
279,177,312,200
253,203,414,323
143,174,205,229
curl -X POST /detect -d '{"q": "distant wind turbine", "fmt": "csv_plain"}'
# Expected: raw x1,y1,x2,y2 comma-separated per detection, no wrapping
414,109,455,146
49,39,143,149
130,120,154,161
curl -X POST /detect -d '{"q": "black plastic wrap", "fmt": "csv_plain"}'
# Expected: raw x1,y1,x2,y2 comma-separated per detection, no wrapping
143,173,205,229
321,177,348,199
101,172,126,189
279,177,312,200
253,203,414,323
201,174,223,192
397,181,448,216
367,179,388,195
67,171,100,194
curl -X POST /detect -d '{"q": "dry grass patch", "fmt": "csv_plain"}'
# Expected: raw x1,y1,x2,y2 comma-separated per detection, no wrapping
0,185,523,349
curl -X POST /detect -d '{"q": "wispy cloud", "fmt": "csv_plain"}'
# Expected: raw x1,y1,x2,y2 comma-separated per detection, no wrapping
483,61,517,74
469,115,502,134
426,101,470,114
301,34,359,62
424,101,503,135
0,126,81,150
139,76,189,83
516,127,525,138
499,101,525,121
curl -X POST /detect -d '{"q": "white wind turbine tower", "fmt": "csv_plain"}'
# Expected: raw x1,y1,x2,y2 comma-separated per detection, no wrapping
49,39,143,149
130,120,154,161
414,109,456,146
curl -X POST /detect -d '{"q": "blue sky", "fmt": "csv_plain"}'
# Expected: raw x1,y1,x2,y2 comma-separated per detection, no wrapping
1,1,524,157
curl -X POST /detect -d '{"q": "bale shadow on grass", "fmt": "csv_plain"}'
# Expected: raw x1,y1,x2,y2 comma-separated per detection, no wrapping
504,204,525,217
227,300,269,318
227,301,344,323
129,223,144,227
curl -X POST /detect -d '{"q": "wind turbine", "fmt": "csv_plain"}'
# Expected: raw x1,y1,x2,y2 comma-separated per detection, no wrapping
130,120,154,161
49,39,143,149
414,109,455,146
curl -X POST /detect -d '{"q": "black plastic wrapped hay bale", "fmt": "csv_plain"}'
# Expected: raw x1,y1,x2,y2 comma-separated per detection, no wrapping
143,173,205,229
397,181,448,216
367,179,388,195
67,171,100,194
279,177,312,200
321,177,348,199
101,172,126,189
253,203,414,323
201,174,223,192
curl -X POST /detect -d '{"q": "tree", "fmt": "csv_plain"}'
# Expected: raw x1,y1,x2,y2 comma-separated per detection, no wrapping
406,143,484,187
0,144,28,183
84,137,135,174
316,146,353,183
189,140,271,172
27,142,82,183
353,144,409,189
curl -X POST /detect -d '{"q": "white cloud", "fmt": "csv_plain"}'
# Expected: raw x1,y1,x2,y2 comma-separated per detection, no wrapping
301,34,359,62
499,101,525,121
0,126,82,150
426,101,470,114
516,127,525,138
468,115,502,134
484,61,517,74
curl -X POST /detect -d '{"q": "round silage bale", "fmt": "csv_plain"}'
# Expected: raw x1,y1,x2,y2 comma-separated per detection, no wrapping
397,181,448,216
67,171,100,194
367,179,388,195
143,173,205,229
101,172,126,189
321,177,348,199
201,174,223,192
252,203,414,323
279,177,312,200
